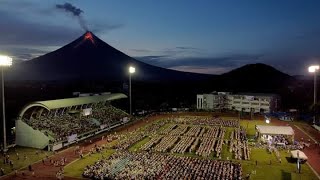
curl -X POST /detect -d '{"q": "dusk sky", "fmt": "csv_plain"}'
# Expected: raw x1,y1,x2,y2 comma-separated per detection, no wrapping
1,0,320,75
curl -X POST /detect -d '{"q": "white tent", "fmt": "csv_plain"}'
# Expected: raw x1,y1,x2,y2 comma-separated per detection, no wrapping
291,150,308,160
256,125,294,135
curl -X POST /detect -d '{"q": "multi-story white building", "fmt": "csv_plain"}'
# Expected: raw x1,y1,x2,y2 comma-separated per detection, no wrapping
197,92,280,113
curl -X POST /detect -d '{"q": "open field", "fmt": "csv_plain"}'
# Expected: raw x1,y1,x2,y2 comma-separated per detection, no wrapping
240,149,317,180
63,116,318,179
64,149,115,178
0,147,52,175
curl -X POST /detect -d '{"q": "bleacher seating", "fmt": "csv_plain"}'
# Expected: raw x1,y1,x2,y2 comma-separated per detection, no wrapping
24,105,128,144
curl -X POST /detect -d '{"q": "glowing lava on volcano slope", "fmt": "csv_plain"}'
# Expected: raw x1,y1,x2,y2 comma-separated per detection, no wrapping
74,31,96,48
84,32,95,44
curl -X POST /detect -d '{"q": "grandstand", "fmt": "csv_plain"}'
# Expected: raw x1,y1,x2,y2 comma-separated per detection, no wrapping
15,93,128,151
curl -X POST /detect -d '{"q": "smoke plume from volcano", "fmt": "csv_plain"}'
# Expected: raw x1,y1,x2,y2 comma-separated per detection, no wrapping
56,2,88,31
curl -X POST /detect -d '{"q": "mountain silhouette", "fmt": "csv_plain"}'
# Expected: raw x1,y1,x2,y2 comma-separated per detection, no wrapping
7,31,212,82
219,63,293,92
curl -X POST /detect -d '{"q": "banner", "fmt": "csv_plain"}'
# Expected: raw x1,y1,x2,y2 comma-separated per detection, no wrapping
100,124,108,129
82,108,92,116
67,134,77,143
122,117,129,123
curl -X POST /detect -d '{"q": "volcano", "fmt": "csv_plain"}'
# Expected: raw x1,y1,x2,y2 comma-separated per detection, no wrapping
7,31,213,82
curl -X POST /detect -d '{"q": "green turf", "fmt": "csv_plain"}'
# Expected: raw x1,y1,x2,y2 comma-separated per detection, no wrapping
239,148,318,180
156,123,174,133
0,146,52,175
221,144,233,160
64,149,115,178
224,127,234,140
128,136,151,152
240,119,272,136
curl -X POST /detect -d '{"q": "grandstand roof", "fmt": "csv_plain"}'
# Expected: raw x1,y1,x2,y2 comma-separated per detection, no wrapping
35,93,126,110
256,125,294,135
18,93,127,118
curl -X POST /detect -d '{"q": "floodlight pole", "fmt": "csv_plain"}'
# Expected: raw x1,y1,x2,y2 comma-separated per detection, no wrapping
313,71,317,124
1,67,6,152
128,66,135,116
308,65,319,124
129,72,132,115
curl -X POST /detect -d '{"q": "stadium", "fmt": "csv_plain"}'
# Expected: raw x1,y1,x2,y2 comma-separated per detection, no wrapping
0,27,319,180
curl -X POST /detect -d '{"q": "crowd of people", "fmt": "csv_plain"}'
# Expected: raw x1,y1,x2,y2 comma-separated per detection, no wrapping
230,140,251,160
83,151,243,180
159,124,177,135
140,136,163,151
113,120,172,151
229,128,250,160
25,115,99,143
24,105,128,143
139,124,228,157
172,117,240,127
185,126,202,137
92,106,128,126
170,136,195,154
114,133,146,150
154,136,179,152
271,135,289,145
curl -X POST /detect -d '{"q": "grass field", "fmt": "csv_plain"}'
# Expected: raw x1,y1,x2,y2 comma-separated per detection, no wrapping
64,149,115,178
0,146,52,175
61,116,319,179
128,136,151,152
240,149,317,180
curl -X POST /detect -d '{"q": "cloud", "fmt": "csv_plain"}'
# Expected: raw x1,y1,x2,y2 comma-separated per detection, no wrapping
136,54,263,68
135,53,263,75
89,23,124,34
175,46,200,50
169,65,232,75
129,46,204,59
0,46,53,61
130,49,153,53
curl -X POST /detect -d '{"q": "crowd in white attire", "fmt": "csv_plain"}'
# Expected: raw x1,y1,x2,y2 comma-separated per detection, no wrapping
83,151,243,180
82,117,249,179
229,128,251,160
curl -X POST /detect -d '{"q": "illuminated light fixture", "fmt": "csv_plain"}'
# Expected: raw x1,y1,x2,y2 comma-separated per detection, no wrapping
308,65,319,73
0,55,12,66
129,66,135,74
266,119,270,124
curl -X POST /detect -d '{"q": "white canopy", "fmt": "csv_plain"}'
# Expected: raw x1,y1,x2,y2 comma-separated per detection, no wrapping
291,150,308,160
256,125,294,136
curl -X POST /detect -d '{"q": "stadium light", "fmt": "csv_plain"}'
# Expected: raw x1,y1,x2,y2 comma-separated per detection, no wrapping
0,55,12,152
129,66,135,74
129,66,135,115
308,65,319,124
